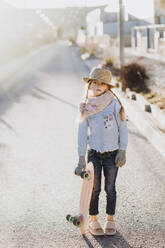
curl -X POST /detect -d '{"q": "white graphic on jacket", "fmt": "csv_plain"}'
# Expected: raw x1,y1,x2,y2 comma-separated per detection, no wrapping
104,115,113,129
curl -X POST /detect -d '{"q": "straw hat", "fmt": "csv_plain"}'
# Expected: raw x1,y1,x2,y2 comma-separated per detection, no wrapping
83,67,116,87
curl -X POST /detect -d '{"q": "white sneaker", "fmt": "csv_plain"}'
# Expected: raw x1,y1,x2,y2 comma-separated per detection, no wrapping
104,220,117,235
88,220,104,236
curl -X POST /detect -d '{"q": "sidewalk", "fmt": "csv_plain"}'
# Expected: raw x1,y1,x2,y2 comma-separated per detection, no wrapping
125,47,165,64
83,55,165,161
114,88,165,161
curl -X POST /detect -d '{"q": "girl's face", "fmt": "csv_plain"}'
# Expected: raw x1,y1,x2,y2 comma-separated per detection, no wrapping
89,80,109,96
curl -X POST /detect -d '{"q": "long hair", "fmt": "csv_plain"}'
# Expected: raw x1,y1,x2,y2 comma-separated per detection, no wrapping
107,85,126,121
79,82,91,121
80,82,126,121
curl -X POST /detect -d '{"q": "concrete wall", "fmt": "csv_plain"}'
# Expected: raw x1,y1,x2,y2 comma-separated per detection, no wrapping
157,37,165,56
132,24,165,55
154,0,165,24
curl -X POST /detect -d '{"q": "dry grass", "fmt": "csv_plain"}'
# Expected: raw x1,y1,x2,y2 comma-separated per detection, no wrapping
101,47,118,67
68,37,77,45
142,91,165,112
80,36,118,60
102,56,114,67
81,41,99,57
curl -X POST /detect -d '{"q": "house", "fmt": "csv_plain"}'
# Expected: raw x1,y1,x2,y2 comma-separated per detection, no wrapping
86,1,154,46
154,0,165,24
131,0,165,55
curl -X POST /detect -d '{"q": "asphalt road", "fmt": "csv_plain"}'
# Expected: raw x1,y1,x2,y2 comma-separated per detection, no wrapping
0,41,165,248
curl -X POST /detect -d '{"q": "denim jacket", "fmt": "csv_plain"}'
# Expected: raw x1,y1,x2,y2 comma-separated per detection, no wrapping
77,98,128,157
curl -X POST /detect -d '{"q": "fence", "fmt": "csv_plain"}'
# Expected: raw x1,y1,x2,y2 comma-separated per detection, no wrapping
132,24,165,56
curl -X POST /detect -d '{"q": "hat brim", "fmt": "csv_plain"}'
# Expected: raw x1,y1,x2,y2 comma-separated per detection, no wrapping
83,77,116,88
83,77,91,83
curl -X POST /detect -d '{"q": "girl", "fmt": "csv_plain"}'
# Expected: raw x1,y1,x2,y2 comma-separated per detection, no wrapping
75,67,128,236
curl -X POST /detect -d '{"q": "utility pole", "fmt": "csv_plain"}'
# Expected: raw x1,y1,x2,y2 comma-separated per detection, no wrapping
118,0,125,66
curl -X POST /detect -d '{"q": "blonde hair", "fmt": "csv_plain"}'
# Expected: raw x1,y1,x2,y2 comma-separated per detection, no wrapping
80,82,126,121
79,82,91,121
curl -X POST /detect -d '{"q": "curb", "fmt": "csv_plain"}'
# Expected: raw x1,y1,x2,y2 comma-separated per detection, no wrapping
126,89,165,129
125,47,165,64
114,88,165,161
83,56,165,161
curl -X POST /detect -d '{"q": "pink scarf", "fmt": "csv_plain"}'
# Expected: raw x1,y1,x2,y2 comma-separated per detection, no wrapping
79,90,114,118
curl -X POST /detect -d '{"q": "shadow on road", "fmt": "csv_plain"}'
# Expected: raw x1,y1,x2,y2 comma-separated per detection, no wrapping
0,75,37,113
83,232,132,248
0,76,78,133
128,128,148,141
0,118,15,132
30,91,47,100
34,87,78,109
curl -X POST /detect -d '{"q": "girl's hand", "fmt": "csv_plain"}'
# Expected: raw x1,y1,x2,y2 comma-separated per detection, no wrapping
74,156,86,175
115,150,126,167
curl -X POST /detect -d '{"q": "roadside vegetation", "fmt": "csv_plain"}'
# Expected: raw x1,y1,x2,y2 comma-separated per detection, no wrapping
118,63,149,93
80,39,100,57
141,91,165,112
78,37,165,112
118,62,165,112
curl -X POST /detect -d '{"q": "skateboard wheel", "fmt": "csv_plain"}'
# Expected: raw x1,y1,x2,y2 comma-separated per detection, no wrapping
73,218,82,227
66,214,74,223
80,171,91,180
72,214,83,227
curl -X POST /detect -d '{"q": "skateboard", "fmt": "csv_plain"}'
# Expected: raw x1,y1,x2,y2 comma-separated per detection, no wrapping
66,162,94,235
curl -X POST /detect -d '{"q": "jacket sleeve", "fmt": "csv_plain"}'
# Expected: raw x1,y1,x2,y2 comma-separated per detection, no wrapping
114,99,128,150
77,118,88,157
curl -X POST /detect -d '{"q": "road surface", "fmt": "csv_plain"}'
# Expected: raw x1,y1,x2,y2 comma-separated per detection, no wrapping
0,41,165,248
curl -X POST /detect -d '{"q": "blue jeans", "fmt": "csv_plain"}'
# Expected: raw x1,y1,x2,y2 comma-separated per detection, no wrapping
87,149,119,216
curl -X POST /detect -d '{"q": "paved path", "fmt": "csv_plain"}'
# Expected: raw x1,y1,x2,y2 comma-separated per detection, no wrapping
0,41,165,248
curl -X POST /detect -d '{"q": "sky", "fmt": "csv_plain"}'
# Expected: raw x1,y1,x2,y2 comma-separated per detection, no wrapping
4,0,154,19
4,0,110,8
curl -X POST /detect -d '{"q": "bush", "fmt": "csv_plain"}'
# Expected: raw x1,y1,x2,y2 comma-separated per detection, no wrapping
101,46,117,67
68,37,77,45
81,40,99,57
119,63,149,93
102,56,114,67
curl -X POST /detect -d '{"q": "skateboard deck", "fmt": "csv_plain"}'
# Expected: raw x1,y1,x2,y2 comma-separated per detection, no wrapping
66,162,94,235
